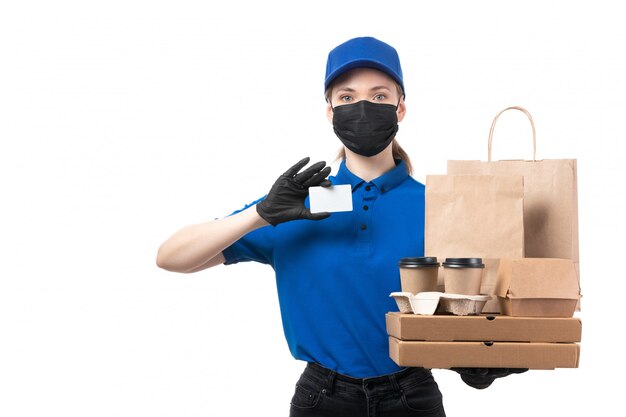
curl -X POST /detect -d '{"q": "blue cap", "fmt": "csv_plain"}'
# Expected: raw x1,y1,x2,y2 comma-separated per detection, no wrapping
324,36,404,97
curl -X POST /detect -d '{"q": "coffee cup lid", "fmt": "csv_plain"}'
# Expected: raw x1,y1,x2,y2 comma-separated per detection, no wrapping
398,257,440,268
442,258,485,268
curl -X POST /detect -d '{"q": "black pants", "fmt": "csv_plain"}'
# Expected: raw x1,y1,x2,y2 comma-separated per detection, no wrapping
289,363,446,417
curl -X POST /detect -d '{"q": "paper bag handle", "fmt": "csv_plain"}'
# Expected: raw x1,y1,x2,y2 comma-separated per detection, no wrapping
488,106,537,162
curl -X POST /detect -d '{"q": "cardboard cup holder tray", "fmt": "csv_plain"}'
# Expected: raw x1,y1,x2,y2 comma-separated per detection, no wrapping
390,291,491,315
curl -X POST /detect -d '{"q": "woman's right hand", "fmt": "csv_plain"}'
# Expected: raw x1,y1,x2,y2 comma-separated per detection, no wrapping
156,157,332,273
255,157,332,226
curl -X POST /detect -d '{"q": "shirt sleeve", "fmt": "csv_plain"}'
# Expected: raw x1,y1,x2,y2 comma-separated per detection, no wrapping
221,196,275,267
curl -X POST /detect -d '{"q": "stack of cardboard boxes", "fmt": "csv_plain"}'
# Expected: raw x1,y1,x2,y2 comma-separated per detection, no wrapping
387,258,581,369
390,107,583,370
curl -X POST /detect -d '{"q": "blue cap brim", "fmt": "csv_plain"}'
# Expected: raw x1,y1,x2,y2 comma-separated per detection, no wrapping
324,60,405,98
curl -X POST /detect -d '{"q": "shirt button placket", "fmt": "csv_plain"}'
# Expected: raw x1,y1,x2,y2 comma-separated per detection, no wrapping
358,183,375,246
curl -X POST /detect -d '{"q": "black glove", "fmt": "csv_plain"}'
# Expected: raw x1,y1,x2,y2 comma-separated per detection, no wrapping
256,157,332,226
452,368,528,390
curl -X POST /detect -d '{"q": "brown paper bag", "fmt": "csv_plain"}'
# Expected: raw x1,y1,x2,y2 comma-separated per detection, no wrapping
447,106,580,304
425,175,525,312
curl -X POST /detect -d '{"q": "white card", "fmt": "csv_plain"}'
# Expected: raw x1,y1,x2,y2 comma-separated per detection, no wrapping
309,184,353,213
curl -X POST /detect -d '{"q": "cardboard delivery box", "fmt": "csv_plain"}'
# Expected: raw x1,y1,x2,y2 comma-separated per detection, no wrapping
389,337,580,369
496,258,581,317
385,312,582,343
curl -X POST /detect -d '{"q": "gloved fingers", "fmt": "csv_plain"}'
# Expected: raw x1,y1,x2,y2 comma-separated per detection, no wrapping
454,367,527,390
302,166,332,188
303,209,331,221
460,374,493,390
294,161,327,185
470,368,528,379
451,367,489,376
319,179,332,188
484,369,511,378
282,157,311,177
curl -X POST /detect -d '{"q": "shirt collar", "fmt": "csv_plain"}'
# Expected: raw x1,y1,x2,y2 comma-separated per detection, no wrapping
333,159,409,193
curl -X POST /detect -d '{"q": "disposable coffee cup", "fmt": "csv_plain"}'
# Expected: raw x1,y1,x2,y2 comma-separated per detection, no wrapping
442,258,485,295
398,257,440,294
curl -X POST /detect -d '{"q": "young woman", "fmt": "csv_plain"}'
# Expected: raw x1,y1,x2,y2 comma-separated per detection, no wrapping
157,36,521,416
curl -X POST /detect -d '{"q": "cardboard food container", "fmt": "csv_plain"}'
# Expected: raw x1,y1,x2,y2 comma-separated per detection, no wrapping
385,312,582,342
496,258,581,317
389,338,580,369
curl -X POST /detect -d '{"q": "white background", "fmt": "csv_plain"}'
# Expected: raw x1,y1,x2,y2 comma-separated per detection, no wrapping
1,1,624,416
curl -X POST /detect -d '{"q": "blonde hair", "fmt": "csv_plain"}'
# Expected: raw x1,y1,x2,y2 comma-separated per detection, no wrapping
325,82,413,175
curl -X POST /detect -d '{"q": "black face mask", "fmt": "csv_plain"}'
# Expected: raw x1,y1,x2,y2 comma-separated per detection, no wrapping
332,100,399,157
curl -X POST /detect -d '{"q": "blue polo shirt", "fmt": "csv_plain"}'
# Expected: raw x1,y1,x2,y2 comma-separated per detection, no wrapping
223,159,425,378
